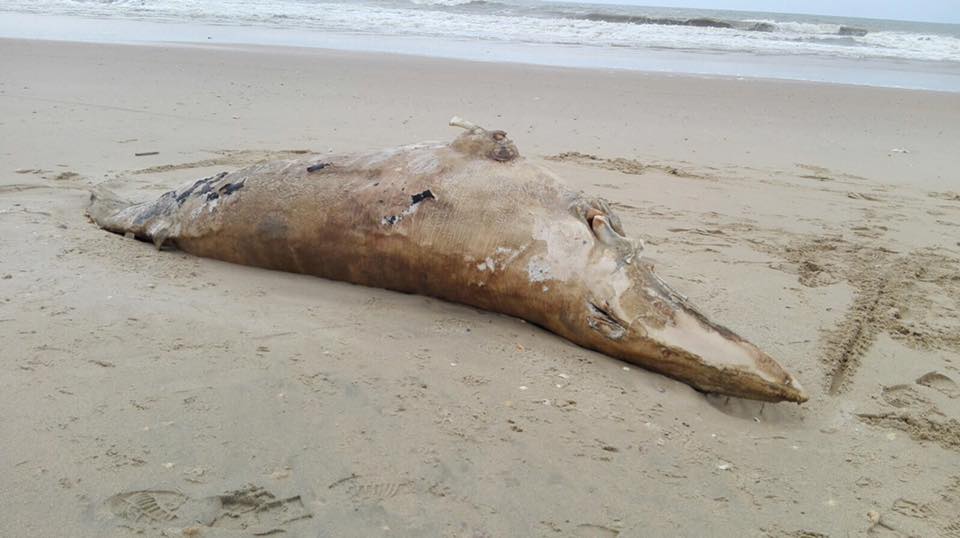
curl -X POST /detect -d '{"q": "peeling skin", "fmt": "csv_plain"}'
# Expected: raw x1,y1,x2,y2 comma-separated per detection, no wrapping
88,118,807,403
527,258,552,283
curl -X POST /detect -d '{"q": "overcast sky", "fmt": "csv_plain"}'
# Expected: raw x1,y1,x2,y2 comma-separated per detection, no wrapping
578,1,960,24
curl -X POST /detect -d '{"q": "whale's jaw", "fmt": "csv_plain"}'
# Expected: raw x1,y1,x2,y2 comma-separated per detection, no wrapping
580,259,808,404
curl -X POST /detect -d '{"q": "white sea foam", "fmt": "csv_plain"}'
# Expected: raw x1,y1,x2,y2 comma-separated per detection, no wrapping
743,19,847,35
408,0,480,6
2,0,959,63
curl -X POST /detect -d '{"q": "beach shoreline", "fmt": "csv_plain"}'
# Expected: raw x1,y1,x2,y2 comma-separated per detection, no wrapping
2,11,960,92
2,37,959,536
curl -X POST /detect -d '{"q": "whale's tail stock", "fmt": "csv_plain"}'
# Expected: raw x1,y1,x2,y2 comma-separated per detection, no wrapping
87,185,178,248
87,186,135,233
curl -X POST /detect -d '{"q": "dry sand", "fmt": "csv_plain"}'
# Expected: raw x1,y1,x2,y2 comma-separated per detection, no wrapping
2,38,960,537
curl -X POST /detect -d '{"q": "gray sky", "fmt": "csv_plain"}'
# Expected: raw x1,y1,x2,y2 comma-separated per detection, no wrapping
582,1,960,24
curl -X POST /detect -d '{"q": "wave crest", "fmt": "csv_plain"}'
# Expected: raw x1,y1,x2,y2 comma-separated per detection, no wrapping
574,14,869,36
409,0,492,6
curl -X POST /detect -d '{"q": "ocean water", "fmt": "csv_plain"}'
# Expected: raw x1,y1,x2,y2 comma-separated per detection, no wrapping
2,0,960,90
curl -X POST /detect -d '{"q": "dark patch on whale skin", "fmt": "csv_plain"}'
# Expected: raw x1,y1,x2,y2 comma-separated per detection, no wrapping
218,179,245,196
174,179,208,205
410,189,435,204
382,189,437,226
132,191,180,228
126,171,240,234
173,172,228,206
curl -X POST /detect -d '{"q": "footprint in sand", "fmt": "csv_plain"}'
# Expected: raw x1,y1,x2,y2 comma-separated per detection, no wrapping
916,371,959,399
880,476,960,537
328,474,413,503
858,384,959,454
106,484,311,534
880,385,932,411
107,490,186,524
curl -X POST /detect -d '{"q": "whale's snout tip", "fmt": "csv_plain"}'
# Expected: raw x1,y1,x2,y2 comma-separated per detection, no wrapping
783,375,809,403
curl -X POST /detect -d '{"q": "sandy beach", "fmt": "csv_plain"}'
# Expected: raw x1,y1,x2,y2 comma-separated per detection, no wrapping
2,37,960,537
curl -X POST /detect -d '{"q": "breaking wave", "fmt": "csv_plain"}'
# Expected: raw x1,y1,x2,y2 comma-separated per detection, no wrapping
568,14,869,37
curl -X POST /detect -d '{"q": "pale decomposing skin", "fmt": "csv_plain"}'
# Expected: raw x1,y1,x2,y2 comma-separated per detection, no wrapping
88,117,808,403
